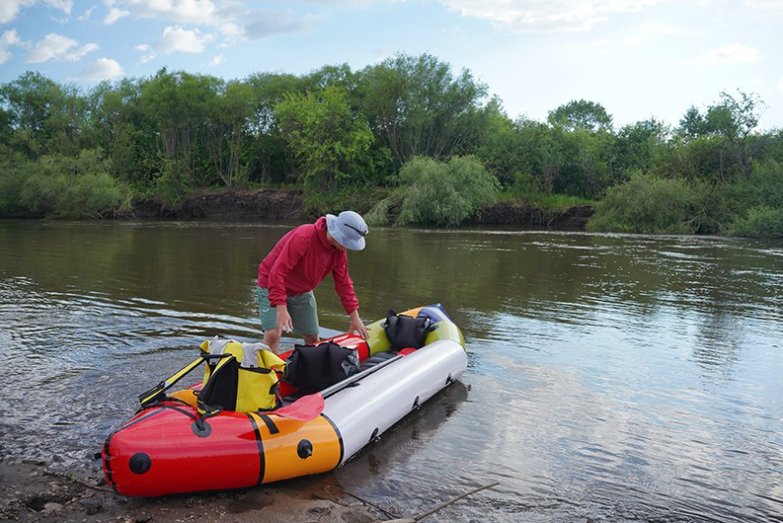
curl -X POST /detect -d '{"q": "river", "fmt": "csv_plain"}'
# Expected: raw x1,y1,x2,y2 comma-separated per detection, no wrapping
0,220,781,522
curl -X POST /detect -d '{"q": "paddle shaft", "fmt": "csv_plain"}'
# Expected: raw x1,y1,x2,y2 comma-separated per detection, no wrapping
320,353,404,400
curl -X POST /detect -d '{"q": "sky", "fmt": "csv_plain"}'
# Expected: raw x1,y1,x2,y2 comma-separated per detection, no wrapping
1,0,782,130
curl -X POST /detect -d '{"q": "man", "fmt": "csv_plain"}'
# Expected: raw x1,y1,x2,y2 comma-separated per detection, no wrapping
257,210,370,354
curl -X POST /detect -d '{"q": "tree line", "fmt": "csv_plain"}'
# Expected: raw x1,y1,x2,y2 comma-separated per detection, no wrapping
1,53,782,237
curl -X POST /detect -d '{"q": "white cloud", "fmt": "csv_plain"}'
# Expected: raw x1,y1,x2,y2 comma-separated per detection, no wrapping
0,29,23,65
104,7,129,25
155,26,215,54
45,1,73,16
207,54,224,67
625,23,702,45
687,44,759,66
105,0,304,40
107,0,222,27
78,57,123,82
777,77,783,97
440,0,671,33
78,5,97,21
0,0,35,24
135,43,156,63
26,33,98,63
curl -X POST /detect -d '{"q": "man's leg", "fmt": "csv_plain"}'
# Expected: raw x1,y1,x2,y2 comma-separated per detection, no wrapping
257,287,282,353
288,291,320,346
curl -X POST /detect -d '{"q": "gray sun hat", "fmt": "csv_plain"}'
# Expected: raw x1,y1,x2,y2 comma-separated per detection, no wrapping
326,211,368,251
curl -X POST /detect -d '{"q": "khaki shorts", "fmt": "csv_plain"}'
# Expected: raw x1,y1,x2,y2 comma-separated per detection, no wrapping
257,287,319,336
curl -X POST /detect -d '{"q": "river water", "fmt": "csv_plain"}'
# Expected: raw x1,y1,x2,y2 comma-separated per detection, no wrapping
1,220,781,522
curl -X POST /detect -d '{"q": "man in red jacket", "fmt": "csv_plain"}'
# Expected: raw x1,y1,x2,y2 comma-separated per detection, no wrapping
257,211,369,354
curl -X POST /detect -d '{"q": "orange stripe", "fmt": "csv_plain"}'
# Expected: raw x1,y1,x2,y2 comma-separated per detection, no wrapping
247,412,342,483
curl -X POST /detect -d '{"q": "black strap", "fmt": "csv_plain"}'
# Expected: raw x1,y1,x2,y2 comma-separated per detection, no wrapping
138,351,210,407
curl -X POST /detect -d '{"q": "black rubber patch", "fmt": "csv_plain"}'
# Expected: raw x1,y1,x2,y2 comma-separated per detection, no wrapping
192,419,212,438
129,453,152,475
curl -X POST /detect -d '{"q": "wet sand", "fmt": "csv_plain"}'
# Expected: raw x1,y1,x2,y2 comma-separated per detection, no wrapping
0,459,380,523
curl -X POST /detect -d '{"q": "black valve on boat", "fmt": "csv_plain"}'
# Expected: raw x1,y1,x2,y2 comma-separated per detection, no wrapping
297,439,313,459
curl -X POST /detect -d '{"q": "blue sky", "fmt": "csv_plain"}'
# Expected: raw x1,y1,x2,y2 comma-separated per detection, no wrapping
1,0,782,130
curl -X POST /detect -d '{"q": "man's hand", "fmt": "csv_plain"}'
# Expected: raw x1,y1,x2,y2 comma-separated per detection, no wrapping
349,309,369,339
275,304,293,337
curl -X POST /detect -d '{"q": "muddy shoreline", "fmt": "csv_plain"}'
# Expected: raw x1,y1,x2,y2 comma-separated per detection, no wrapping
0,459,380,523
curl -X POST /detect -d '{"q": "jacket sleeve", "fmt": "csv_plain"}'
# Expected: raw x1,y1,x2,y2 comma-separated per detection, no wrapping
266,233,308,307
332,253,359,314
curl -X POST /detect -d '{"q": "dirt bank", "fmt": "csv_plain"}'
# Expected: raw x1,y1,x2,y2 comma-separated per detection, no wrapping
130,188,594,230
130,188,308,221
0,460,379,523
475,201,594,230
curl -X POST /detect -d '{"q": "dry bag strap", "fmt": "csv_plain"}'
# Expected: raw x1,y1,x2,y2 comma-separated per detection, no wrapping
138,351,211,407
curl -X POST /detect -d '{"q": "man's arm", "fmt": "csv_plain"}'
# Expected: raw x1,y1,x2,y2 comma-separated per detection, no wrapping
267,234,307,337
348,308,369,339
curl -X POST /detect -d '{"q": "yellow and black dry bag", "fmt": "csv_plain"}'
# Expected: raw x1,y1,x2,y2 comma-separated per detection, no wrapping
197,337,286,413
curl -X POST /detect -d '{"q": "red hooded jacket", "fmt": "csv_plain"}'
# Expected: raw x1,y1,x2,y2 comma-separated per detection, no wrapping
257,217,359,314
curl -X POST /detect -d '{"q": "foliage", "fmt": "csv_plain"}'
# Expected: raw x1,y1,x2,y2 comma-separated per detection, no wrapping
0,147,28,216
524,193,595,212
728,205,783,239
1,149,131,219
371,155,499,227
358,53,491,166
674,90,766,181
0,71,86,158
548,100,613,132
1,61,783,238
304,186,389,218
275,86,375,192
705,159,783,235
587,172,702,234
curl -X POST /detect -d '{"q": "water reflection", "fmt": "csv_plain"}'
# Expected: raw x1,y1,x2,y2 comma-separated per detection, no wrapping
1,220,782,522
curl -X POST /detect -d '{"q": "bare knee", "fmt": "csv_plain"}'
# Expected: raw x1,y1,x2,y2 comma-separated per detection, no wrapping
264,331,281,353
302,334,320,346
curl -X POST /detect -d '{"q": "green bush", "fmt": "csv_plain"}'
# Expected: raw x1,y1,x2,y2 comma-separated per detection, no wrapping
698,159,783,234
0,148,28,217
14,149,131,219
587,172,701,234
375,155,498,227
728,205,783,239
303,185,387,218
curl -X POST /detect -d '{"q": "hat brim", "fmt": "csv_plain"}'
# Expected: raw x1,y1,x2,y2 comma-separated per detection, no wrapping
326,214,366,251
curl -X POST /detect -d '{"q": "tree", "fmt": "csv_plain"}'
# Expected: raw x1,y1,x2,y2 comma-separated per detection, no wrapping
85,78,159,190
0,71,86,158
547,100,613,132
244,72,305,184
674,90,766,180
204,81,253,188
139,69,223,201
358,53,489,165
610,118,667,181
275,86,374,191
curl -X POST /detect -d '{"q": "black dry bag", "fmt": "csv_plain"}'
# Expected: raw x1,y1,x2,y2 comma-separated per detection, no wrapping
383,309,432,350
283,341,359,395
